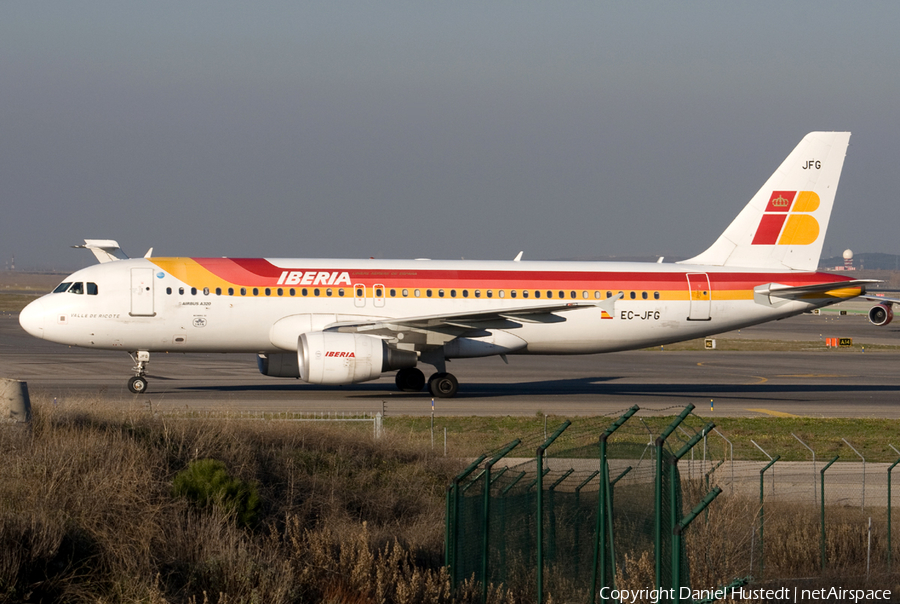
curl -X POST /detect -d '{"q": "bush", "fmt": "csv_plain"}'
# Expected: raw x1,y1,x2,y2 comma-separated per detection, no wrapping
172,458,260,527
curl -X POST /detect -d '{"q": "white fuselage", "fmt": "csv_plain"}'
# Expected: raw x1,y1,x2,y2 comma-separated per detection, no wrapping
19,256,858,357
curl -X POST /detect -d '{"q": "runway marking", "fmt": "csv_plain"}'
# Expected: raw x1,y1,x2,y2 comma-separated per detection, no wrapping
746,408,800,418
776,374,845,378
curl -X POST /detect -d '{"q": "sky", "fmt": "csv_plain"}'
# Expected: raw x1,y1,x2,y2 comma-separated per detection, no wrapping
2,3,899,271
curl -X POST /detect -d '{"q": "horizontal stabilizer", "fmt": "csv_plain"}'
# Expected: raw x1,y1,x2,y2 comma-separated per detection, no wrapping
72,239,129,263
753,279,878,306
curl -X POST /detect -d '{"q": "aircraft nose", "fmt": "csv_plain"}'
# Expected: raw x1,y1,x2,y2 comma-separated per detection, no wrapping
18,297,46,339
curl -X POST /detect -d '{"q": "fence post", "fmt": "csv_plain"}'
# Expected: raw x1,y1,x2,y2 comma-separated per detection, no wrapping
791,433,817,507
704,460,724,523
671,422,715,604
888,456,900,572
821,456,840,570
654,404,694,592
481,440,520,604
575,471,600,581
751,440,776,494
713,428,734,494
842,438,865,510
446,454,487,586
758,456,780,576
591,405,638,604
536,420,571,604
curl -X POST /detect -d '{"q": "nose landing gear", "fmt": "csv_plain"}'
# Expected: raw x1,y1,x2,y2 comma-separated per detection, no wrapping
128,351,150,394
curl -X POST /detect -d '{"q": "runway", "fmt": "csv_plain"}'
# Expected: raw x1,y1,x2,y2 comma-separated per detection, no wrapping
3,305,900,418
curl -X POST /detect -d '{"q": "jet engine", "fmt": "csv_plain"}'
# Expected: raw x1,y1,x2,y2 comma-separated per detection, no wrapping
257,352,301,377
868,303,893,326
298,332,417,384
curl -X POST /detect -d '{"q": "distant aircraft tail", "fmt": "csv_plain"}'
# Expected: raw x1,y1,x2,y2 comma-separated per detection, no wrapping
679,132,851,271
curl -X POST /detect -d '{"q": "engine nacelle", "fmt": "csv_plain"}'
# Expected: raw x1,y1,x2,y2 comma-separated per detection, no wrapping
257,352,301,377
298,332,417,385
868,303,894,326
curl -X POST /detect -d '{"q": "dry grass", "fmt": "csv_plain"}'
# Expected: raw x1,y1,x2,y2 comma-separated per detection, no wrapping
0,396,517,604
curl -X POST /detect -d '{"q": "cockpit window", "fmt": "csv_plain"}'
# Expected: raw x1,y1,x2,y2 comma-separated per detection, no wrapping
53,282,72,293
68,282,84,295
87,282,98,295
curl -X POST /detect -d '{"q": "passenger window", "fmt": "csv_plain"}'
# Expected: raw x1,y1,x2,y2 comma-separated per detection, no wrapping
302,288,308,296
338,288,344,297
69,282,84,295
252,288,259,296
450,290,456,298
166,287,172,295
535,291,541,298
204,287,210,295
215,287,222,296
438,289,444,298
87,283,98,295
427,290,432,298
240,288,246,296
486,290,492,298
570,291,576,299
314,288,320,296
326,288,333,297
462,290,468,298
375,288,383,297
53,282,72,293
630,291,636,300
191,287,198,295
180,287,185,295
415,289,420,297
402,289,409,297
606,291,612,299
523,291,529,298
390,289,396,297
594,291,600,299
262,288,269,296
289,288,295,296
356,287,364,297
498,290,504,298
475,290,481,298
583,291,588,299
511,290,517,298
642,291,648,300
228,288,235,296
654,292,660,300
277,288,283,296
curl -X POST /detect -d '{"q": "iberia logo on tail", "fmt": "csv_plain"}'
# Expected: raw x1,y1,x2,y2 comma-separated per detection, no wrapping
751,191,820,245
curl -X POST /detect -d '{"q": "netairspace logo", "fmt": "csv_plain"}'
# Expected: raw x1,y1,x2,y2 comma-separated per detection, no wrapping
598,586,892,603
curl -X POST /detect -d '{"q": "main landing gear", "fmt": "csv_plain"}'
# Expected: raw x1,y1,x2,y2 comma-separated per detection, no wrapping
128,351,150,394
395,367,459,398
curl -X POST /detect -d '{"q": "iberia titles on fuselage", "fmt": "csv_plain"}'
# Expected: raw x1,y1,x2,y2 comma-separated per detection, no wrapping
18,132,877,397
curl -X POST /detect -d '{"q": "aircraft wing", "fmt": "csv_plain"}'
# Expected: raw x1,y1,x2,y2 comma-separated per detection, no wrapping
326,294,622,345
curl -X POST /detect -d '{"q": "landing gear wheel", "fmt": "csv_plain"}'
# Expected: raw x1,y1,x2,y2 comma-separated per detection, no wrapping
428,372,458,398
395,367,426,392
128,375,148,394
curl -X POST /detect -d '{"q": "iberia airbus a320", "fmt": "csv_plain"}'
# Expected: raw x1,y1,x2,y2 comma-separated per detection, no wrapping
19,132,875,397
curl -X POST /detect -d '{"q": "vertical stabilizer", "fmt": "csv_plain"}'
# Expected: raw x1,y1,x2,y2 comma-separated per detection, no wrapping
679,132,850,270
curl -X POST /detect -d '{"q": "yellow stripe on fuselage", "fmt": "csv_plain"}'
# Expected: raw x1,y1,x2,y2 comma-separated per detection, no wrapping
150,258,236,291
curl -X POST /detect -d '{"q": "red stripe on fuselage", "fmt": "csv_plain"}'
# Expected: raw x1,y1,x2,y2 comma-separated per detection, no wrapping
184,259,853,290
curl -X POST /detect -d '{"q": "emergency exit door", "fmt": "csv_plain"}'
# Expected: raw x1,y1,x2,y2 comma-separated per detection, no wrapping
686,273,711,321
